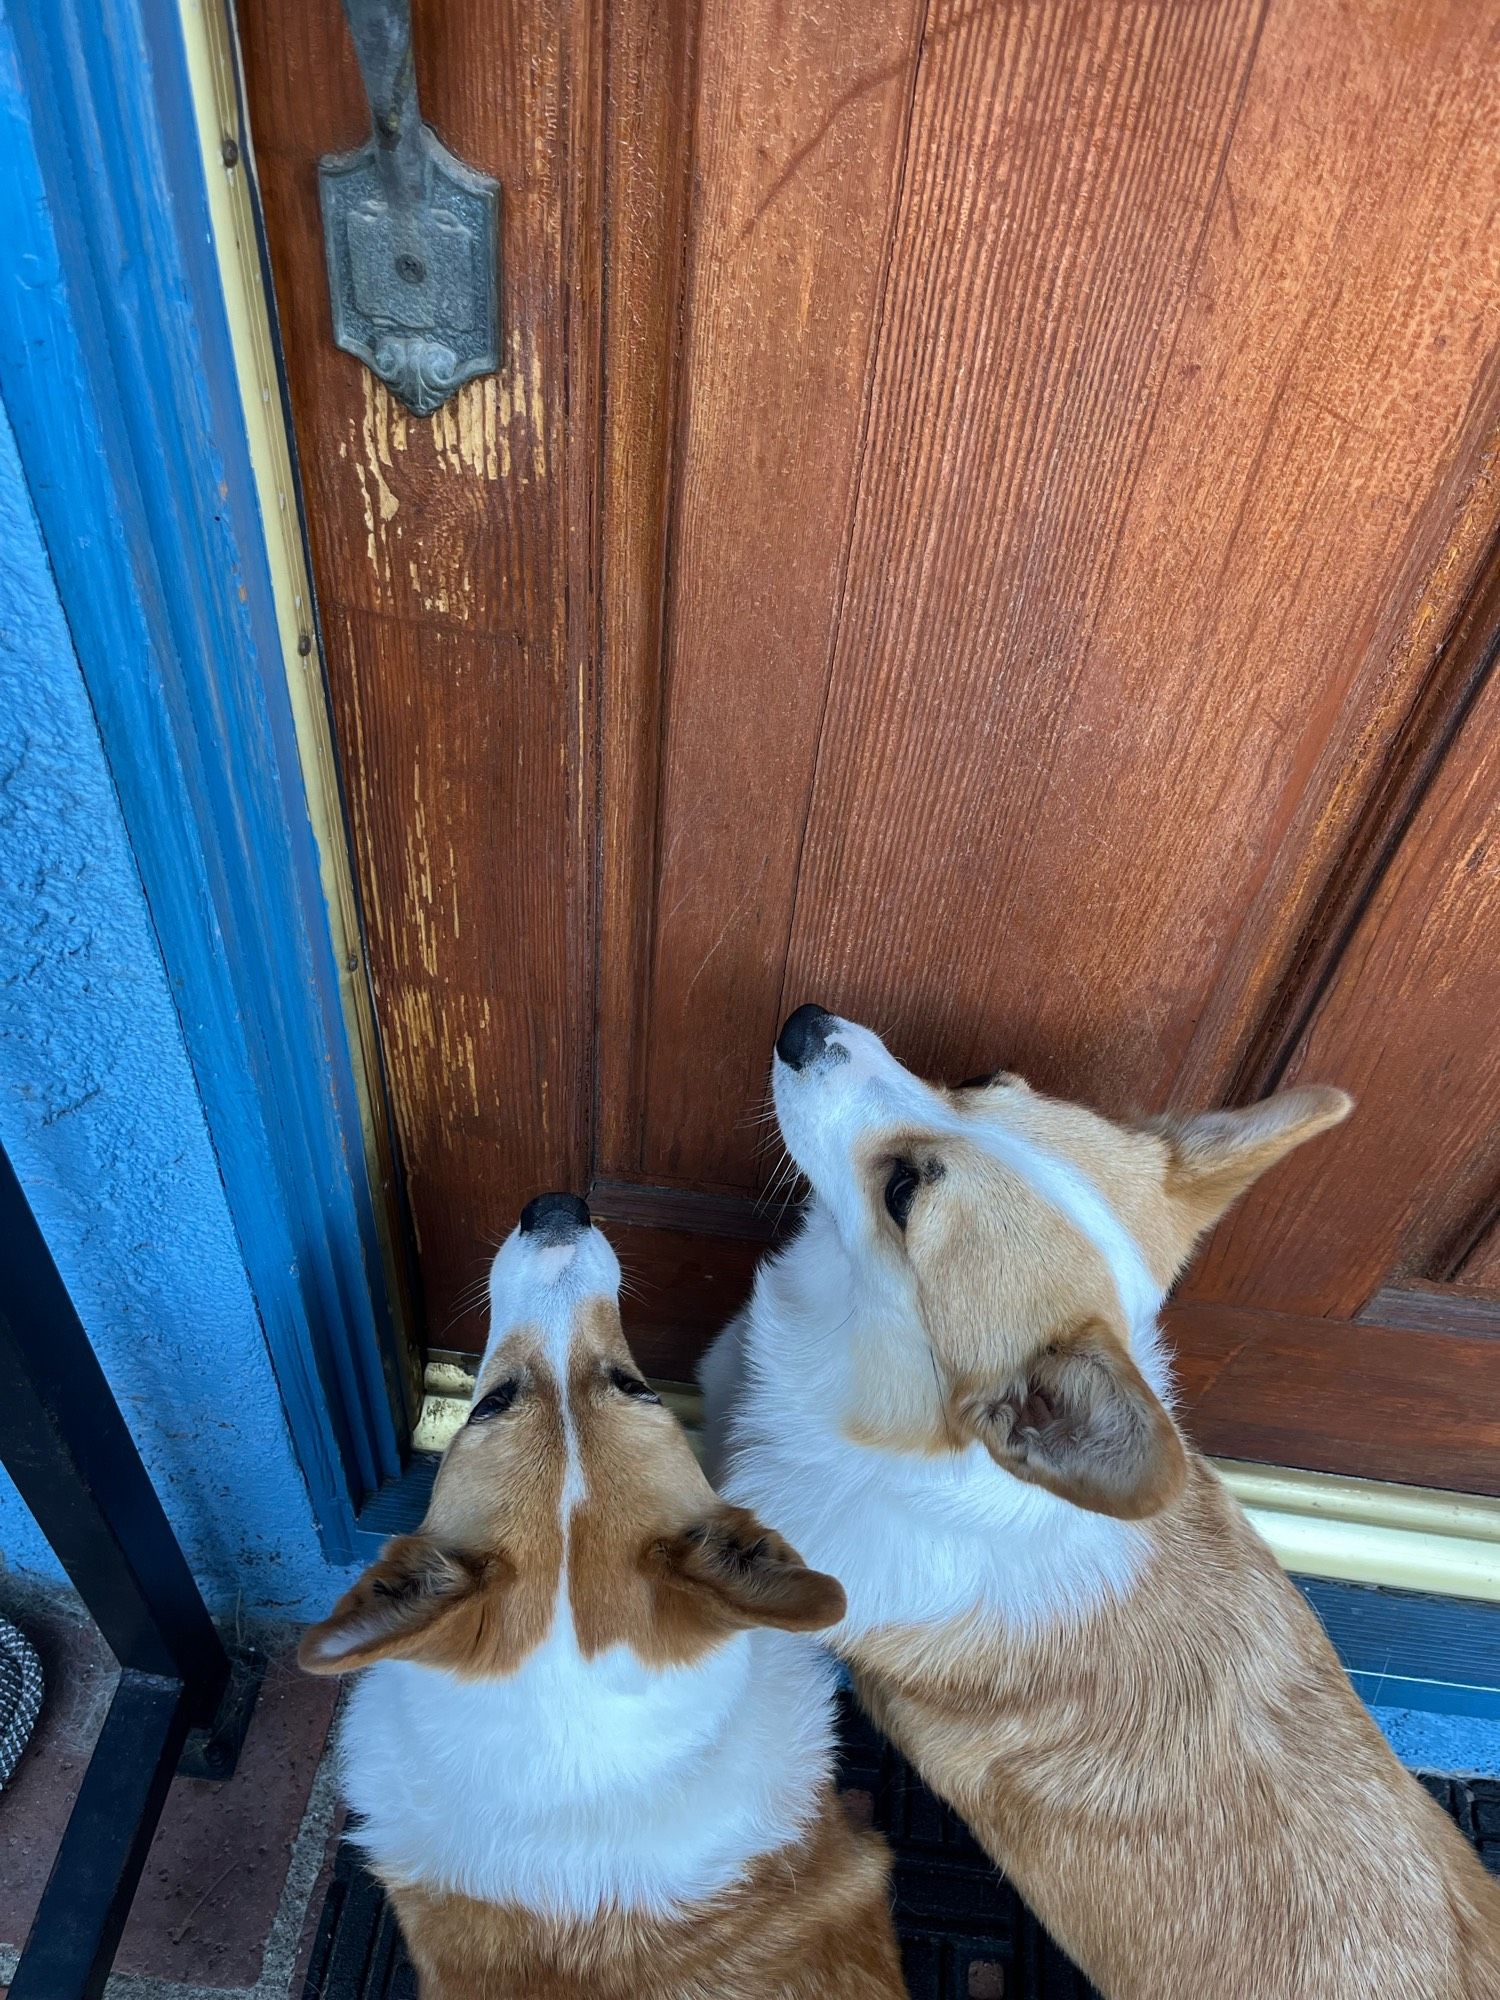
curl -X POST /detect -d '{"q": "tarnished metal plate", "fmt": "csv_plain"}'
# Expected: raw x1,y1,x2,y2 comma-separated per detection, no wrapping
319,126,500,418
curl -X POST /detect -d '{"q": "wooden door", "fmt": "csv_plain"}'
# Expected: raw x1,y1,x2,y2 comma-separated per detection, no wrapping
238,0,1500,1493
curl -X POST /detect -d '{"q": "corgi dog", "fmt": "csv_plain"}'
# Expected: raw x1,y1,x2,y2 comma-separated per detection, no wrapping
701,1008,1500,2000
301,1193,908,2000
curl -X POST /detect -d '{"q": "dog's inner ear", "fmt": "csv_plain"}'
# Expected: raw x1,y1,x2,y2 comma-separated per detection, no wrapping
959,1318,1187,1520
648,1504,845,1650
1155,1084,1353,1244
297,1534,494,1675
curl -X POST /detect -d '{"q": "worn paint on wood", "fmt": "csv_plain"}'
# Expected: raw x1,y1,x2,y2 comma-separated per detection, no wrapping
239,0,594,1348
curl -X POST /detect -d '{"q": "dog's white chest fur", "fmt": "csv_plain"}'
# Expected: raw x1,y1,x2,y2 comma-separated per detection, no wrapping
338,1612,838,1919
703,1212,1150,1640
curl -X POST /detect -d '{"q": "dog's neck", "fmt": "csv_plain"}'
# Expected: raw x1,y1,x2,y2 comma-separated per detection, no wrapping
339,1606,838,1920
720,1208,1155,1639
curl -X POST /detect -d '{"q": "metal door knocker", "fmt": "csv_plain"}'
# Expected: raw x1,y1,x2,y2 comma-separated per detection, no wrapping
319,0,501,417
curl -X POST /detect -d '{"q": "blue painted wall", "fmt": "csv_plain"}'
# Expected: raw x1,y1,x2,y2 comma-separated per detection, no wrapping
0,392,359,1621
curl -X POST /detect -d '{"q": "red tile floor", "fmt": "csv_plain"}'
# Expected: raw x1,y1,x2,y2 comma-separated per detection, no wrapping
0,1576,342,1999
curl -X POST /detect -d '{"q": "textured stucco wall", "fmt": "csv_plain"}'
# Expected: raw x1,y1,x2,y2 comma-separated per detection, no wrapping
0,392,358,1621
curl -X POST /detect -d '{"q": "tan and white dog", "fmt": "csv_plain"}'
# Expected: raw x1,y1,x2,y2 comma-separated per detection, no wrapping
702,1007,1500,2000
301,1193,908,2000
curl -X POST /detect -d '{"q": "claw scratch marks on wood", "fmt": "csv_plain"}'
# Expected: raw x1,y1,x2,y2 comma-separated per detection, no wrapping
681,864,767,1013
349,375,403,585
528,342,547,479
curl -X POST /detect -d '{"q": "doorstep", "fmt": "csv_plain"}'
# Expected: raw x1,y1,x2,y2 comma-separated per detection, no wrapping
0,1576,341,2000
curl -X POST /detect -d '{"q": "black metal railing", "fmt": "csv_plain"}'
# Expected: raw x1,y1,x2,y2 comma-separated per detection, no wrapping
0,1142,260,2000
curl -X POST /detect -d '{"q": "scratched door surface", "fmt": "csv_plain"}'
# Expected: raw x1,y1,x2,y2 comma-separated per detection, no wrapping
239,0,1500,1492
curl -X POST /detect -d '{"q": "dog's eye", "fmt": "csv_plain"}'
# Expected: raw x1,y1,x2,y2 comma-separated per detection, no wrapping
609,1367,661,1404
884,1160,921,1228
469,1378,520,1422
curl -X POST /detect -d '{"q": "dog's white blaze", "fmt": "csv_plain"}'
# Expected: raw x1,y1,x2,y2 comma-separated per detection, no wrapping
340,1221,839,1919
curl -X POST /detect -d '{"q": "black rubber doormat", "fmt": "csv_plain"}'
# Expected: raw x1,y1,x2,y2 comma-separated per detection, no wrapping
301,1698,1500,2000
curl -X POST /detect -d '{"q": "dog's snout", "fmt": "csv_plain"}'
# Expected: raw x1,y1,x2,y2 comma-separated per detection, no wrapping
776,1004,838,1071
519,1191,592,1240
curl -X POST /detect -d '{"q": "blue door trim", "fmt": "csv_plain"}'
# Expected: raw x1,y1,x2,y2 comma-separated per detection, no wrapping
0,0,408,1561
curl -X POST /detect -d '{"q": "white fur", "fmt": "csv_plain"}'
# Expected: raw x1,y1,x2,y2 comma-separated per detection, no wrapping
339,1615,839,1919
483,1221,616,1513
341,1217,841,1920
703,1019,1167,1642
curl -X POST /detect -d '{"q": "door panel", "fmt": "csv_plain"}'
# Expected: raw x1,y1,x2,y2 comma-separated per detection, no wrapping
240,0,1500,1492
639,0,1268,1190
1163,1303,1500,1495
238,0,599,1346
620,0,928,1188
1192,608,1500,1315
786,0,1500,1122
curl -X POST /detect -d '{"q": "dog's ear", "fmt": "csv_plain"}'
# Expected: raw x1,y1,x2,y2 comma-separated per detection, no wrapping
957,1318,1187,1519
648,1505,845,1645
297,1535,494,1675
1154,1086,1352,1247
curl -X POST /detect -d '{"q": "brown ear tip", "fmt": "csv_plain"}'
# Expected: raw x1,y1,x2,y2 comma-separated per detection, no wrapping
1134,1422,1191,1519
296,1626,341,1675
774,1569,847,1631
806,1571,847,1628
1087,1427,1190,1522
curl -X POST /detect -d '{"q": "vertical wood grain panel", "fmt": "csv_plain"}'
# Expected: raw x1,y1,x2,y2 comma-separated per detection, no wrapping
778,0,1264,1091
594,0,701,1174
1189,651,1500,1314
782,0,1500,1124
1215,435,1500,1117
239,0,598,1348
632,0,928,1187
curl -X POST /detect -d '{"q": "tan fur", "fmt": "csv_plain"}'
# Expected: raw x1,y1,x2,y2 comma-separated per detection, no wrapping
852,1464,1500,1999
302,1271,906,1999
819,1064,1500,1997
385,1794,905,2000
827,1077,1351,1505
563,1311,844,1663
301,1302,838,1679
300,1333,569,1678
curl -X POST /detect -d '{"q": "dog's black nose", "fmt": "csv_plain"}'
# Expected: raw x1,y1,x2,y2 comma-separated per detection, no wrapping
519,1192,591,1239
776,1003,836,1071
